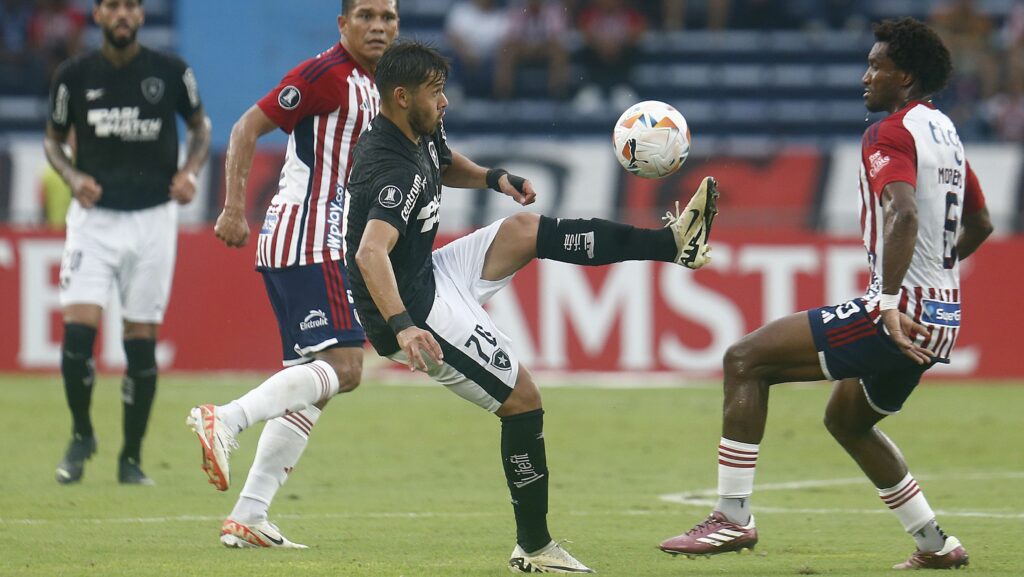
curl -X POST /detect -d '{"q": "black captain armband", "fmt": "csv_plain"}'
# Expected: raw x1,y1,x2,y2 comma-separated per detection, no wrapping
386,311,416,335
486,168,526,194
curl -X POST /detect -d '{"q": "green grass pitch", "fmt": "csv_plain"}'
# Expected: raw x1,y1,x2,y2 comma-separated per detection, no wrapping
1,374,1022,576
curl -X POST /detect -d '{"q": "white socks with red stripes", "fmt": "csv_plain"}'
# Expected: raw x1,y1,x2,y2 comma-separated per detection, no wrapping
878,472,946,552
715,437,759,524
219,360,339,434
231,405,322,524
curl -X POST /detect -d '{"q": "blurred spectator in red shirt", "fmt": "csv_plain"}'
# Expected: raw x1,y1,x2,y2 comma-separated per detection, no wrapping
445,0,509,99
494,0,571,100
576,0,646,111
29,0,86,92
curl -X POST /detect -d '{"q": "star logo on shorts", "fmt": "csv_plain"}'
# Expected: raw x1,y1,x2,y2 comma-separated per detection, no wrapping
491,349,511,371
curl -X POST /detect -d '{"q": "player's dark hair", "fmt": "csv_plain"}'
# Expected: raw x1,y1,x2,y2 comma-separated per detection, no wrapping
376,41,449,101
873,17,952,96
341,0,399,15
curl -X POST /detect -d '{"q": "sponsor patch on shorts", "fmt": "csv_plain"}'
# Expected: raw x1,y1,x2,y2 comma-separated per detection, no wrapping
920,299,960,327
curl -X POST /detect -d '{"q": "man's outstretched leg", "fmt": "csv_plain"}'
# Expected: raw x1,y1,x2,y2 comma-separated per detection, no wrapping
825,379,968,570
479,177,719,283
659,312,825,557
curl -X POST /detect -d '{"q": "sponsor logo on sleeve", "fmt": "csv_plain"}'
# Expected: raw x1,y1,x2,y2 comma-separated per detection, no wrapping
183,68,201,108
378,185,403,209
53,83,69,124
278,85,301,110
868,150,890,178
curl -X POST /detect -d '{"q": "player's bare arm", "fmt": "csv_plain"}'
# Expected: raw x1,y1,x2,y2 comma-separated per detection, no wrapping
355,220,443,372
880,181,931,364
957,205,993,261
442,150,536,206
216,105,280,248
170,110,212,205
43,124,102,208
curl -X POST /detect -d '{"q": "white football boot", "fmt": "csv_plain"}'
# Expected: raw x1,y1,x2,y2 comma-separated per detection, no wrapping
663,175,718,269
509,540,594,573
220,518,308,549
186,404,237,491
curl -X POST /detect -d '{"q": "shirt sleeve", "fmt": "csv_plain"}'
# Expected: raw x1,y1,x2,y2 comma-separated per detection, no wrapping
175,60,204,121
863,120,917,198
434,121,453,168
366,160,423,236
963,160,987,215
48,59,75,133
256,60,345,134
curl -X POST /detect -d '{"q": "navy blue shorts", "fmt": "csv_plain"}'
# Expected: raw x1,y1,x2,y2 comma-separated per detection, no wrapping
260,260,365,366
808,299,932,414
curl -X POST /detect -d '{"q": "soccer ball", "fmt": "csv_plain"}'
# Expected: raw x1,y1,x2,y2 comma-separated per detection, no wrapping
612,100,690,179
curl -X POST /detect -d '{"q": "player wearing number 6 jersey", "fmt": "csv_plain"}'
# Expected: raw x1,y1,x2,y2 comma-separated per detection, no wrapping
659,18,993,569
346,41,717,573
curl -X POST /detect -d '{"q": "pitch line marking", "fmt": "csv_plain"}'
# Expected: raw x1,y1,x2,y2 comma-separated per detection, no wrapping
659,471,1024,519
3,473,1022,526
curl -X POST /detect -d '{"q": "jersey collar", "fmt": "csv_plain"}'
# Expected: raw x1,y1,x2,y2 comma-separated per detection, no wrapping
373,114,421,155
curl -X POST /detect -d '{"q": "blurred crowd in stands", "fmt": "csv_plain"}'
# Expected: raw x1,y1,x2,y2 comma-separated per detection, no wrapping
445,0,1024,141
2,0,1024,142
0,0,84,97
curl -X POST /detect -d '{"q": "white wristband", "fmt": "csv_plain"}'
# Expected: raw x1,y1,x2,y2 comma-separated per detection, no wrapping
879,293,901,311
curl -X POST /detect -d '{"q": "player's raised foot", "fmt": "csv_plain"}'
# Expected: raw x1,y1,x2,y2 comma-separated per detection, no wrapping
509,540,594,573
663,175,718,269
186,404,237,491
220,518,308,549
658,511,758,557
892,536,969,570
55,433,97,485
117,456,155,485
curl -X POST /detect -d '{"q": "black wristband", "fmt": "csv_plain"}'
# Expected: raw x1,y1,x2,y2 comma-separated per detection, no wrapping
485,168,508,192
386,311,415,334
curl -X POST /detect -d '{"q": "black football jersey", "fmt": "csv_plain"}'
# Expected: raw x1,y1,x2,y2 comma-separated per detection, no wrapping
345,114,452,356
48,46,204,211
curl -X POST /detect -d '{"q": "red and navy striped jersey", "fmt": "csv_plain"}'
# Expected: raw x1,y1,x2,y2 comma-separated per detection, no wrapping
254,43,380,269
858,100,987,359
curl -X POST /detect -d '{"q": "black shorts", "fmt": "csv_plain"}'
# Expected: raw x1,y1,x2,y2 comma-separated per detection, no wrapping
808,299,933,414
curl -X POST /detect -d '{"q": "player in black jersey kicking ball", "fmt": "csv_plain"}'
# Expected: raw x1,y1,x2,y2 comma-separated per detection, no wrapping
345,41,718,573
44,0,211,485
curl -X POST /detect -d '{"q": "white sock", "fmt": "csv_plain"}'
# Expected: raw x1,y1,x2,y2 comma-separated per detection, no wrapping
231,406,322,524
220,360,338,433
715,437,759,524
878,472,944,551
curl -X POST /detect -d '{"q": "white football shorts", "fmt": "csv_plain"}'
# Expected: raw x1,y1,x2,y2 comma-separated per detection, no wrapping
59,200,178,324
388,218,520,412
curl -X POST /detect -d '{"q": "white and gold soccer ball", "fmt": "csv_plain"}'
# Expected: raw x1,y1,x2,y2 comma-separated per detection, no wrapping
612,100,690,179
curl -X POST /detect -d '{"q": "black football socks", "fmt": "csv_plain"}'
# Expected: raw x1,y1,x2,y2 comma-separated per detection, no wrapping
61,323,97,439
501,409,552,553
120,339,157,464
536,215,676,265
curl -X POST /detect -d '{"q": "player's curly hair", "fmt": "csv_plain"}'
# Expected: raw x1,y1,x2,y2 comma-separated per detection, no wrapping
873,17,953,96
